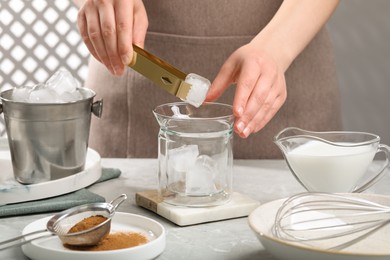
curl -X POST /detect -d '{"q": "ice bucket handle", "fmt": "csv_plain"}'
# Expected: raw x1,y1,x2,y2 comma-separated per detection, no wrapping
92,99,103,118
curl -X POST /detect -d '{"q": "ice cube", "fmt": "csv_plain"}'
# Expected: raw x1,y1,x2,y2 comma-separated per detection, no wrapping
58,90,83,102
167,145,199,193
46,69,79,95
168,145,199,173
184,73,210,108
28,84,59,103
12,86,32,102
171,105,190,119
186,155,218,195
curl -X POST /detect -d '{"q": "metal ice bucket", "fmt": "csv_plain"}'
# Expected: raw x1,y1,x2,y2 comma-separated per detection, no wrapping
0,88,103,184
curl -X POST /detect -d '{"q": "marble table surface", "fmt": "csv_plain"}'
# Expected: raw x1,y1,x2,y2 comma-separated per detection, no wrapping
1,159,389,260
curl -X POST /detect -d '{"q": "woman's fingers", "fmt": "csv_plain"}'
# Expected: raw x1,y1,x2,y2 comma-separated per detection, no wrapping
238,74,287,138
77,11,100,62
76,0,148,75
232,56,263,119
205,59,236,103
82,1,114,74
98,1,124,75
132,0,148,48
234,60,277,137
115,0,134,65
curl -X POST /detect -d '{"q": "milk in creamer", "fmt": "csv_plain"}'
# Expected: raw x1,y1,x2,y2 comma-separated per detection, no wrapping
286,140,377,192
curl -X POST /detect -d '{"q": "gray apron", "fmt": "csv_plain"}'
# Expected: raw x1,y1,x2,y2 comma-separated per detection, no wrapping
85,0,341,159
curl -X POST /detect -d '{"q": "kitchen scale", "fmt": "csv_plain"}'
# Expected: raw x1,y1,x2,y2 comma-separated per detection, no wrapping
0,137,101,205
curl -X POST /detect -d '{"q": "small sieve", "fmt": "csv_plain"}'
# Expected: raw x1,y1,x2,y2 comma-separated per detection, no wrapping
0,194,127,251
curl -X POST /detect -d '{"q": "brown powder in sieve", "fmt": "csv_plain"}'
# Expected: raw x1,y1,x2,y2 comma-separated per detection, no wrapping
65,231,149,251
68,215,107,233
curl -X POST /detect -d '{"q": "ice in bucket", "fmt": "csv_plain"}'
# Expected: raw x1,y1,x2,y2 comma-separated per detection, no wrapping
0,69,103,184
12,69,83,103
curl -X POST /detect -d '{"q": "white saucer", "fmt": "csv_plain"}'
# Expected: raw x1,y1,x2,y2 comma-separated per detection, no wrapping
22,212,166,260
248,193,390,260
0,137,101,205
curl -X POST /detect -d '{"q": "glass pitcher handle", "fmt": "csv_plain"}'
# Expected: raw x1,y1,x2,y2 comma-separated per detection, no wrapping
354,144,390,193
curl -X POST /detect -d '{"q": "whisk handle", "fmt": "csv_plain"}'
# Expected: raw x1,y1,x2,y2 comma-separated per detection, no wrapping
0,229,54,251
354,144,390,193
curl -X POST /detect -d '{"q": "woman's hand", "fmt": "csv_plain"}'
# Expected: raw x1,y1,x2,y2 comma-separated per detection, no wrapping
77,0,148,76
205,42,287,138
206,0,339,138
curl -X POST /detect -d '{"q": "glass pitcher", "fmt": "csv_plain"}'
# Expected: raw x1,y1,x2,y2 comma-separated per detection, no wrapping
274,127,390,193
153,102,234,207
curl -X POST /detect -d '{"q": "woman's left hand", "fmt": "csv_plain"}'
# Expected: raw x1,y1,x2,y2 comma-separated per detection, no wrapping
205,42,287,138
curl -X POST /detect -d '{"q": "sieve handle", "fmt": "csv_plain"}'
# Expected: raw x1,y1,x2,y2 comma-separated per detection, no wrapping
109,194,127,212
0,229,54,251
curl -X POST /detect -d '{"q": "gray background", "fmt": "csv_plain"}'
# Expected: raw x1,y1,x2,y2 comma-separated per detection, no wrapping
328,0,390,144
1,0,390,146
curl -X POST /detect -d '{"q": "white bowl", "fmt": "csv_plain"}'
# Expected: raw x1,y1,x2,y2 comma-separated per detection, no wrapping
22,212,166,260
248,193,390,260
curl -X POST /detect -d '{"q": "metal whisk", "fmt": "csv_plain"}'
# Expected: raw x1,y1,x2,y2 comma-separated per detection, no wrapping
273,192,390,250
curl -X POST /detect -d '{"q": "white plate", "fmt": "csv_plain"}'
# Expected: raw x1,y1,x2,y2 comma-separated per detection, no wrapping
22,212,166,260
0,137,101,205
248,193,390,260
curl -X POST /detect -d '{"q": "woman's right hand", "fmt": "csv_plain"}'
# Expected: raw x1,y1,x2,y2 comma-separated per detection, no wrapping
77,0,148,76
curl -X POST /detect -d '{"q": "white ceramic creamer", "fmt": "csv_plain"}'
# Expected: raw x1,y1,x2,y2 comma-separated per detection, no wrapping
274,127,390,193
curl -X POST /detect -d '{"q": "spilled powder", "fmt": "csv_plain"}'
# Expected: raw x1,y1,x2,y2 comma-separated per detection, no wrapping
65,232,149,251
